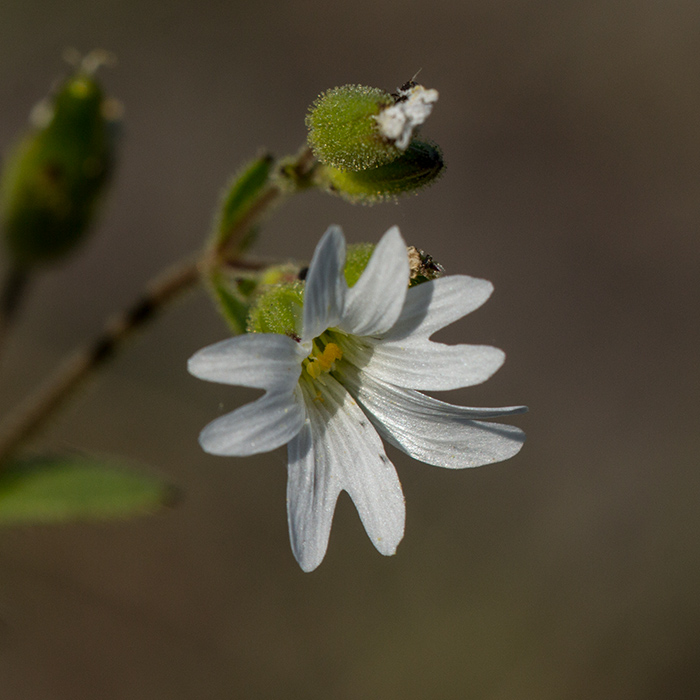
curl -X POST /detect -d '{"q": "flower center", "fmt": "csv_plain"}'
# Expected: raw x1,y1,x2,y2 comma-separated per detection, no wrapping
303,336,343,380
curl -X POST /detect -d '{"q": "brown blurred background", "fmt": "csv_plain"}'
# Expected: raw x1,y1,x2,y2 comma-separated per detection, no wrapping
1,0,699,698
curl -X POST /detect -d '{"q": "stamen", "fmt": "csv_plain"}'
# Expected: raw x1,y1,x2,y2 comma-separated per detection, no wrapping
303,340,343,379
317,342,342,371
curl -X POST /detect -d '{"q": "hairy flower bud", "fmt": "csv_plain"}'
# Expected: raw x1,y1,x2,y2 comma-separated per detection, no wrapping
317,139,445,204
306,81,439,174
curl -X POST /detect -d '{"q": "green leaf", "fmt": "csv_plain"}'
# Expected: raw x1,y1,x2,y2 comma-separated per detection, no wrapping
0,455,177,524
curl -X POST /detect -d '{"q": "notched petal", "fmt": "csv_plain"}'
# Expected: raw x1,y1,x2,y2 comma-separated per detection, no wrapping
344,337,506,390
287,376,405,571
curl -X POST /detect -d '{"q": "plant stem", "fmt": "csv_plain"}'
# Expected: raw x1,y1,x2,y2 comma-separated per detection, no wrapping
0,258,200,464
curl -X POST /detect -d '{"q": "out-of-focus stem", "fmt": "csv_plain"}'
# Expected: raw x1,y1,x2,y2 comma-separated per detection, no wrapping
0,259,200,465
0,264,31,360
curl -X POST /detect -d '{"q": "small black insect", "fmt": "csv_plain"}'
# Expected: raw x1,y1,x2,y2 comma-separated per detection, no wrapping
407,246,445,287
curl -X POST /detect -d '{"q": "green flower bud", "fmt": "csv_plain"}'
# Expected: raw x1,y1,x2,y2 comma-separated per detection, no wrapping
1,55,120,265
247,283,304,336
317,139,445,205
343,243,374,287
306,82,440,174
306,85,401,171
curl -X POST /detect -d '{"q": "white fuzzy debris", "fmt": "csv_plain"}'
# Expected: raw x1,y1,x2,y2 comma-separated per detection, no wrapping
374,85,439,150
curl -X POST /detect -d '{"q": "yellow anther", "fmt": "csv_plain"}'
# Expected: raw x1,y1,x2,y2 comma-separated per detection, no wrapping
306,358,322,379
304,341,343,380
317,342,343,371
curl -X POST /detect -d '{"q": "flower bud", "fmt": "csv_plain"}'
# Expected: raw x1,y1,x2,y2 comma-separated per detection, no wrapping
317,139,445,204
339,243,373,287
306,82,440,174
247,283,304,336
306,85,396,172
1,55,120,265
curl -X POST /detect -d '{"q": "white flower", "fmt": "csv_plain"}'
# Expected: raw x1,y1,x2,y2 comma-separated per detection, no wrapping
188,226,526,572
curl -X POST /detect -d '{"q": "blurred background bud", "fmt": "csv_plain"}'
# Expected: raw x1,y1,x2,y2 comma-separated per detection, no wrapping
0,51,120,266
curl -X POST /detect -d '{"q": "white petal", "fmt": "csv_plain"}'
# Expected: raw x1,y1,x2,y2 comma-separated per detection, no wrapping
383,275,495,342
287,420,340,573
342,337,506,390
302,225,347,341
199,384,305,456
339,367,526,468
286,376,405,572
339,226,409,336
187,334,302,390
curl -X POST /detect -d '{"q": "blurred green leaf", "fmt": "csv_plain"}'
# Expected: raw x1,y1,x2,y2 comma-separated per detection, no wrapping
0,455,177,524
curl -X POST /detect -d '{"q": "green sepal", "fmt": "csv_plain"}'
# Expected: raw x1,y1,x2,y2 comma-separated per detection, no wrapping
1,67,120,265
0,454,177,524
317,139,445,204
213,154,274,252
306,85,398,172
